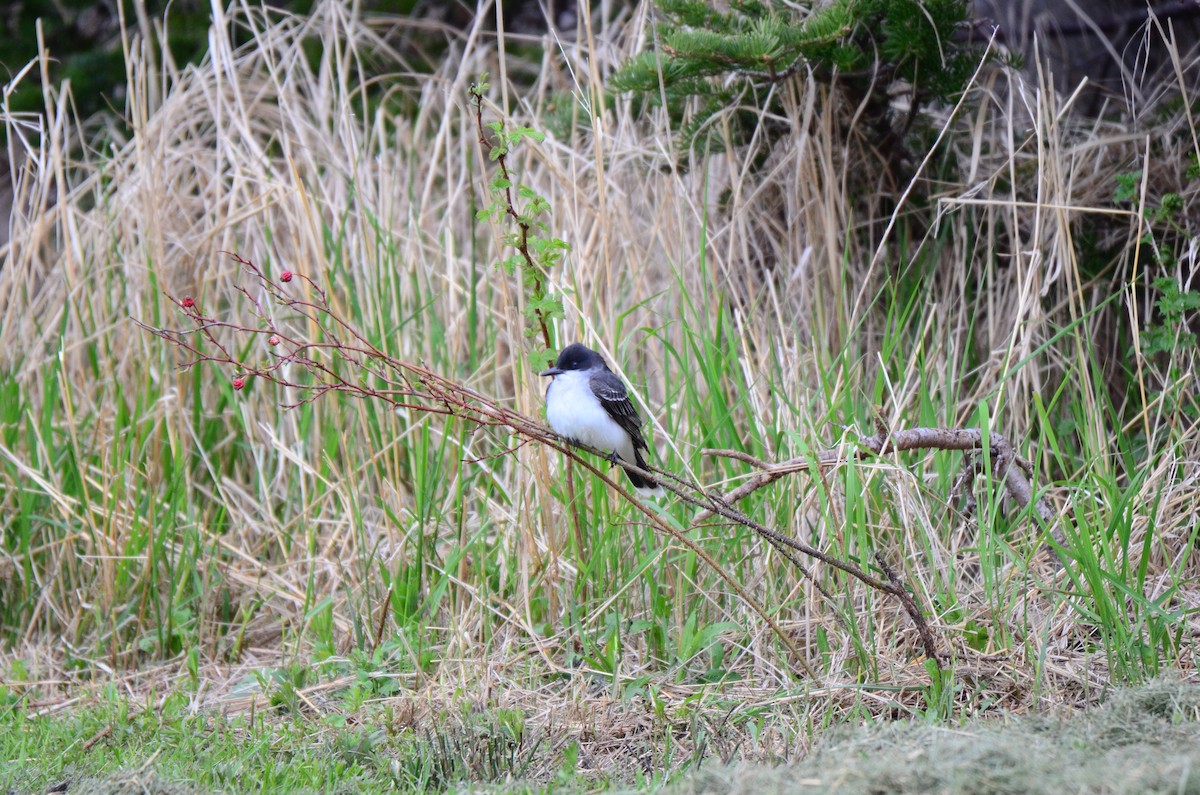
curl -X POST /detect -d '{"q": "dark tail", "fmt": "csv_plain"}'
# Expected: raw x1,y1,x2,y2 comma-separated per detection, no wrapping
626,448,664,496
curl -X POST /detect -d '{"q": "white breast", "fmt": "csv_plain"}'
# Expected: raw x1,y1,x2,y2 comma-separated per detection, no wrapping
545,370,637,464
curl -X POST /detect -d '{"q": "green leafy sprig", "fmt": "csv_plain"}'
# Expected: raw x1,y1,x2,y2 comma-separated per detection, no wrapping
468,76,568,350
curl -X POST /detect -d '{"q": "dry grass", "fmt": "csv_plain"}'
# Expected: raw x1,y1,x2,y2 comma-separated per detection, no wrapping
1,0,1199,782
678,679,1200,794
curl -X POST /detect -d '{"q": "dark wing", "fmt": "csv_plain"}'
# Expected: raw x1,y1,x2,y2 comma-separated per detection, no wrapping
588,370,648,449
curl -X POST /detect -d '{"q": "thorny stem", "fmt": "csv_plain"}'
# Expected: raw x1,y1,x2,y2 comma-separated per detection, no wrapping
468,87,553,351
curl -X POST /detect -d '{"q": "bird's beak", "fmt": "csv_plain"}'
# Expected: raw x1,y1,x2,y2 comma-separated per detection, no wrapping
539,367,562,377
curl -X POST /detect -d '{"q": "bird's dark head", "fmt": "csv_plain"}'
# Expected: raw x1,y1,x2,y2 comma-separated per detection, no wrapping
539,343,607,377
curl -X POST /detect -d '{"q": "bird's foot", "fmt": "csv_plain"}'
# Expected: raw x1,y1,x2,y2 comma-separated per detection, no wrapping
607,450,621,467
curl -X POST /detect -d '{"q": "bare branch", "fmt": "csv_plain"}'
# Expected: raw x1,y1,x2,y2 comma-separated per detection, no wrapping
703,426,1068,565
140,252,822,682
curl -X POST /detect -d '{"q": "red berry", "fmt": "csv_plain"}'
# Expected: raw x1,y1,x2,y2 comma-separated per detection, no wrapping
181,297,195,308
280,270,293,283
268,335,281,346
232,377,246,390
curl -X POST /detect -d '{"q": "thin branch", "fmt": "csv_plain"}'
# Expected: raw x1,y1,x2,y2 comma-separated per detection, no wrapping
141,252,821,681
702,426,1068,566
468,86,553,351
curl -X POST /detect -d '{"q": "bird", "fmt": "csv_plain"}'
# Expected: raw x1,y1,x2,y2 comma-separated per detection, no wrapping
539,343,663,496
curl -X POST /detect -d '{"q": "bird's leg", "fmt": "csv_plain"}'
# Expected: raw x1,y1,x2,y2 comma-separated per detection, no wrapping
607,450,621,468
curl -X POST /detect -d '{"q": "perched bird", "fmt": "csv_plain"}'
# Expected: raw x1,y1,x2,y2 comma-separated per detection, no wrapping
539,343,663,496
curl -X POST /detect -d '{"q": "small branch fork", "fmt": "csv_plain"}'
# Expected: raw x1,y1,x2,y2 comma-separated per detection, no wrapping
633,422,1067,670
700,420,1067,559
141,254,1061,682
681,418,1071,664
641,451,945,666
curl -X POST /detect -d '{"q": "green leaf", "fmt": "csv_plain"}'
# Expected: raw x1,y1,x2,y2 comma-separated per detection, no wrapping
527,294,565,318
1114,171,1142,203
509,125,545,143
1154,192,1183,222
